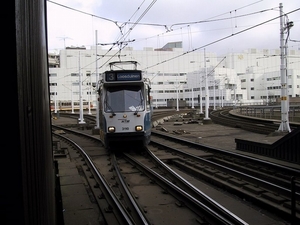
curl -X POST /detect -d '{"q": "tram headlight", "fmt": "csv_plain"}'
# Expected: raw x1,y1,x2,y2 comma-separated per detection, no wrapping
135,125,143,131
108,126,115,133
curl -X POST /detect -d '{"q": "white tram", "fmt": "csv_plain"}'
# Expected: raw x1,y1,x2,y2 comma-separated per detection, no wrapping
98,61,152,149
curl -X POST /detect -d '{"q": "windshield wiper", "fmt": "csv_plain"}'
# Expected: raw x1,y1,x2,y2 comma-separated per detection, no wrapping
134,93,144,115
104,96,116,116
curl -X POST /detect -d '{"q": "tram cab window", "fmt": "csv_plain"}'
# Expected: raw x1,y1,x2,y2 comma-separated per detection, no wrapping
105,86,144,112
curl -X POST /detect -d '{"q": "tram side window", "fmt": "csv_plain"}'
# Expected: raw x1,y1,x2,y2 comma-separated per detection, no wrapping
145,85,151,110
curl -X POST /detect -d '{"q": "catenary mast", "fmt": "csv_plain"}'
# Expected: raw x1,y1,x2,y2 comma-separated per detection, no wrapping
278,3,291,133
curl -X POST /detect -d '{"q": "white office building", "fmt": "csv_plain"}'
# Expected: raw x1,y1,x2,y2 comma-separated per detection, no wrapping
49,42,300,110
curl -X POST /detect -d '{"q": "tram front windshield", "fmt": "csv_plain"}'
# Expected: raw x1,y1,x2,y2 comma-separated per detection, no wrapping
105,86,144,112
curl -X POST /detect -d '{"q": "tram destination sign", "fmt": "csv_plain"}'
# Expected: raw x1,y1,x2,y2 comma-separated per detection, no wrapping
105,71,142,82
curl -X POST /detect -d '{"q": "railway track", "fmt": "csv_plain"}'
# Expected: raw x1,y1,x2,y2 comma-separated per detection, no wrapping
52,108,300,224
53,127,148,225
121,150,248,224
52,113,297,224
149,130,300,223
53,126,249,224
210,108,300,134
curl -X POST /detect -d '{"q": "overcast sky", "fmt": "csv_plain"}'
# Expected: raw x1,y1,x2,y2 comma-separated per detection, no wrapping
47,0,300,56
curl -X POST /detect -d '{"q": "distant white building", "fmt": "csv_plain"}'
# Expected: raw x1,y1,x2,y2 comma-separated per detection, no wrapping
48,42,300,110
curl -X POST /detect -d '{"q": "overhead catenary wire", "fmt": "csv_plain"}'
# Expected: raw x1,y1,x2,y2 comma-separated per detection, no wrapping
51,7,300,83
47,1,299,78
47,0,285,50
142,7,300,70
93,0,158,69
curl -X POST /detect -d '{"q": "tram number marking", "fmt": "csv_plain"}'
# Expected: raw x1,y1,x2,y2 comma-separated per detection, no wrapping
122,127,129,130
119,119,130,123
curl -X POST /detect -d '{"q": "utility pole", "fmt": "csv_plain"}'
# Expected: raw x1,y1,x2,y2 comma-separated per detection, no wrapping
199,70,203,114
95,30,100,128
88,74,92,115
204,48,211,121
78,51,85,124
278,3,291,133
191,88,194,109
71,85,74,113
176,87,179,111
213,80,216,110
